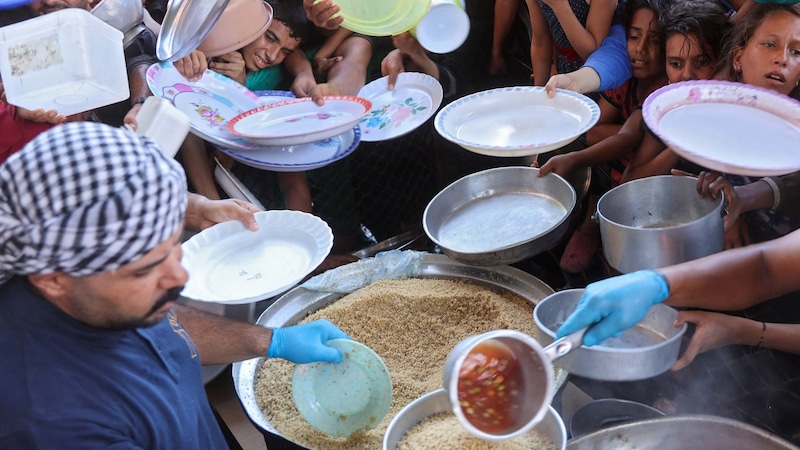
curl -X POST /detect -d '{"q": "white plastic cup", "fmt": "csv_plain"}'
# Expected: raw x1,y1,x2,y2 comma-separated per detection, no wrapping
412,0,470,54
134,97,190,158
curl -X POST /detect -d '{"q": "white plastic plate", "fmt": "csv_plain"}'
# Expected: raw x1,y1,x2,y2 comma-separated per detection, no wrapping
146,62,260,140
228,96,371,146
357,72,443,142
181,210,333,304
434,86,600,157
216,125,361,172
643,80,800,177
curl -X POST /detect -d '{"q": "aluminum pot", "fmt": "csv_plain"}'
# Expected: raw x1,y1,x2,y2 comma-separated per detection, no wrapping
595,175,724,273
232,254,560,448
568,398,664,438
533,289,686,381
567,415,798,450
423,166,576,266
383,389,566,450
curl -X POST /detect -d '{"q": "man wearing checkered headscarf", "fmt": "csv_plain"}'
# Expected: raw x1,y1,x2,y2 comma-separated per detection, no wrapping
0,121,187,283
0,122,232,449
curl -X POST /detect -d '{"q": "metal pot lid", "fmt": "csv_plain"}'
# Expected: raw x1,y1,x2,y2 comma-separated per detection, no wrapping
156,0,229,62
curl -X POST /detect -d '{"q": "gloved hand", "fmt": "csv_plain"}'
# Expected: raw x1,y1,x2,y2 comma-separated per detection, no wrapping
267,319,351,364
556,270,670,346
753,0,800,4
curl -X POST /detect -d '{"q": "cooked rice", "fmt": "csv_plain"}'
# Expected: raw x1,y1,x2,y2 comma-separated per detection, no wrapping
397,412,556,450
254,278,557,450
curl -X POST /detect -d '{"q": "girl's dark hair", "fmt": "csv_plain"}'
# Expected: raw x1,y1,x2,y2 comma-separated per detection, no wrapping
662,0,731,67
622,0,671,31
718,3,800,97
267,0,311,42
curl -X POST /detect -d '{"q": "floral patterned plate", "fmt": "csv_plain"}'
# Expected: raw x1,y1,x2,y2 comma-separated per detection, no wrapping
643,80,800,177
216,126,361,173
357,72,443,142
228,96,371,146
181,90,297,151
146,62,260,140
434,86,600,157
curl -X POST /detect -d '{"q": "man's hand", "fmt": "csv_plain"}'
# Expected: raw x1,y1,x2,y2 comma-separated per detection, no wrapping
268,319,351,364
185,193,261,232
16,107,66,124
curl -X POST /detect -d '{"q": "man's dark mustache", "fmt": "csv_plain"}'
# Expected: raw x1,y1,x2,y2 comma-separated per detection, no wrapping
147,286,184,315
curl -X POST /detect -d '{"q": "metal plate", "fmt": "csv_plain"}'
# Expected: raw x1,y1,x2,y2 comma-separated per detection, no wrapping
232,253,563,442
156,0,229,61
423,166,576,266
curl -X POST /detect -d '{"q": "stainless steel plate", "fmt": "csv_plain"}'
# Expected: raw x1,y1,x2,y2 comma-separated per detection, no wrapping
232,253,563,441
156,0,229,61
424,166,576,266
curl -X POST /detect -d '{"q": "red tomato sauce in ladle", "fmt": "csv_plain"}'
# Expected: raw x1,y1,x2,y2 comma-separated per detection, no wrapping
456,339,526,434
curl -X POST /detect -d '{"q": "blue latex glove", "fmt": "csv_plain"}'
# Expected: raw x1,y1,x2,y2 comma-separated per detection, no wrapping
267,319,351,364
556,270,670,346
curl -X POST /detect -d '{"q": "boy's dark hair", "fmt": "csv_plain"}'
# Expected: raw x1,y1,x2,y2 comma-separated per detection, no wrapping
268,0,311,42
662,0,731,67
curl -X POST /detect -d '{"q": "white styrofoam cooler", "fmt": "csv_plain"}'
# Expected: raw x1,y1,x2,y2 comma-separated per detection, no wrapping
0,8,129,116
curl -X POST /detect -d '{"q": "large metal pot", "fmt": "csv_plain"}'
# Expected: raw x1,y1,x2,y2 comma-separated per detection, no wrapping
423,166,576,266
595,175,724,273
232,254,560,447
567,415,798,449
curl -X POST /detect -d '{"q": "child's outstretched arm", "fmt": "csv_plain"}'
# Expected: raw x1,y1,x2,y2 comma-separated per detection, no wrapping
541,0,616,61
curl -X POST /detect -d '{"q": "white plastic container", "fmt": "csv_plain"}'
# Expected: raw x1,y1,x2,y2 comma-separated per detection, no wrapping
0,9,129,116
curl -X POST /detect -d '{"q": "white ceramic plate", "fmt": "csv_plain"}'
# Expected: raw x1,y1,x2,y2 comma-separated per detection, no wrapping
434,86,600,157
643,80,800,177
146,62,260,140
186,90,296,151
216,125,361,172
181,210,333,304
357,72,443,142
228,96,371,146
292,339,392,437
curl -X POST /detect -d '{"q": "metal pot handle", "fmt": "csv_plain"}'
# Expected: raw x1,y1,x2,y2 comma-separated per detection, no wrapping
543,326,589,363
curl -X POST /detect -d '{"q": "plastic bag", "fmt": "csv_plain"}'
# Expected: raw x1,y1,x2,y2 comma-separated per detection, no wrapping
300,250,426,294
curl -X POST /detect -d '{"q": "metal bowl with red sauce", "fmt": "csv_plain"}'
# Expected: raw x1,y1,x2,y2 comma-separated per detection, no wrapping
443,329,555,441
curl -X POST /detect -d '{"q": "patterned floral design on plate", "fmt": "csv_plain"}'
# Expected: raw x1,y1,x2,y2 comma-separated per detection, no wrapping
361,96,428,133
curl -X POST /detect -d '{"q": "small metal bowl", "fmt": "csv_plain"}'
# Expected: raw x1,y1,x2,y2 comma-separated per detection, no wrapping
442,330,555,441
383,389,566,450
533,289,687,381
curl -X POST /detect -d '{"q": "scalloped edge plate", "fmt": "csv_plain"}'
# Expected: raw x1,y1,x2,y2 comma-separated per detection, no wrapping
228,96,371,146
642,79,800,177
357,72,443,142
216,125,361,172
186,90,296,151
146,62,260,140
181,210,333,303
434,86,600,157
292,339,392,437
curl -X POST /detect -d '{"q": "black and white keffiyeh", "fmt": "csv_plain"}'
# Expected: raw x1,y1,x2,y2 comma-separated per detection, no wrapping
0,122,188,284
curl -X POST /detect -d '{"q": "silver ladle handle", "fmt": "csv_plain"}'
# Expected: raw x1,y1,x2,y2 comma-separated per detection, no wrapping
542,326,589,363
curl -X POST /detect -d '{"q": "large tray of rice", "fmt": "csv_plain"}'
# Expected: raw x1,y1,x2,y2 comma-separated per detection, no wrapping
233,253,567,449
